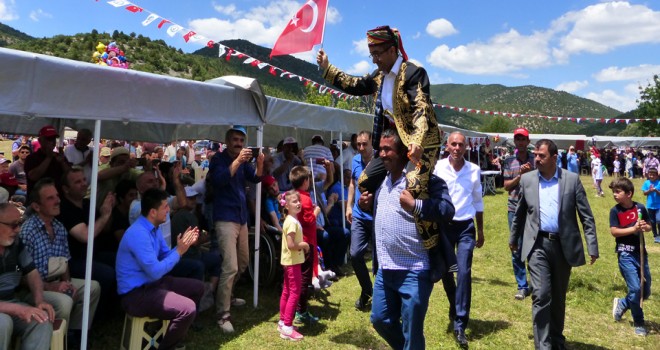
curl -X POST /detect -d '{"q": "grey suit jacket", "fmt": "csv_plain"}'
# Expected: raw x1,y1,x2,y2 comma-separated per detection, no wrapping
509,168,599,267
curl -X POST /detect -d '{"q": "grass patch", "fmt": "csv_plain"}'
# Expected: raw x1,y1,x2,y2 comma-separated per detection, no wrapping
1,141,655,349
89,174,659,349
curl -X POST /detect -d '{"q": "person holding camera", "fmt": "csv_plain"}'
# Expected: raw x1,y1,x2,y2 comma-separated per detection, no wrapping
209,126,264,334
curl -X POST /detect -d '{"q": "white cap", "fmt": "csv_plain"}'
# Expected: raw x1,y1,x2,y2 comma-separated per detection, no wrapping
184,186,199,197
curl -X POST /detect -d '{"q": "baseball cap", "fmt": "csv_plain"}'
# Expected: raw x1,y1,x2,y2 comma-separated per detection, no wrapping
312,134,324,143
0,173,19,187
110,147,130,161
39,125,59,138
0,158,9,165
100,147,112,157
283,137,297,145
262,175,276,187
229,125,247,136
513,127,529,138
184,186,199,197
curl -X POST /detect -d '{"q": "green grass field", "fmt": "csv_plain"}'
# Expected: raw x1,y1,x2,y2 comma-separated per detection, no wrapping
2,140,657,349
89,174,657,350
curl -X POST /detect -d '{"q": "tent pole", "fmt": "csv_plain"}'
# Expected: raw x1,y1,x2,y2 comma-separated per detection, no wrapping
81,119,101,350
253,125,264,307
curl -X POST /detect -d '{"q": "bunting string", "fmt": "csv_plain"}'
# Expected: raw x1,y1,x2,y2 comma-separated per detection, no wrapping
103,1,652,124
102,0,356,100
434,103,656,125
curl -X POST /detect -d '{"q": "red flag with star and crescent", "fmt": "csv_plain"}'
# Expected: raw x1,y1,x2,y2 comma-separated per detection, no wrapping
270,0,328,58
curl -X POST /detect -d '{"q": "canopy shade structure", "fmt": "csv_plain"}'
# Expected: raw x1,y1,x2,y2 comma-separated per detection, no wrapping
0,47,380,349
488,132,589,150
591,135,660,149
0,47,265,141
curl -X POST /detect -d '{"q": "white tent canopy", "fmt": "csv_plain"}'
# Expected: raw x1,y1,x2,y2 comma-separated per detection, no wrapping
488,132,589,150
0,47,375,349
592,135,660,149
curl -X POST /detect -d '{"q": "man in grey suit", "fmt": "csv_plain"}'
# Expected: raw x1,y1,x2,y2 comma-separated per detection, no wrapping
509,139,599,350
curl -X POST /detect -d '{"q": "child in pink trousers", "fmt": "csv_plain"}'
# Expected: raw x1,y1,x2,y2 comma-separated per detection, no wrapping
278,190,309,341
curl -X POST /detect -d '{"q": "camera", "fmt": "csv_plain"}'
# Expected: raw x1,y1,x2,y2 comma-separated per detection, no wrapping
249,147,261,161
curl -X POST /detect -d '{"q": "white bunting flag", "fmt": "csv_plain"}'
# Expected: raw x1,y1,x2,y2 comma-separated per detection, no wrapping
142,14,159,26
108,0,131,7
166,24,183,37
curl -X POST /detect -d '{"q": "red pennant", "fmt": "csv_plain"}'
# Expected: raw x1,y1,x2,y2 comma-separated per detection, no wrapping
225,48,233,61
125,5,143,13
183,31,196,43
206,40,215,48
157,19,170,29
250,60,260,67
269,66,277,76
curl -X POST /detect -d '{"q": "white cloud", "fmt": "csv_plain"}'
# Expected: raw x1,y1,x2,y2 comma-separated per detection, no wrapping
426,29,551,75
192,0,339,47
556,80,589,93
351,38,369,57
213,3,242,18
325,6,341,24
412,32,421,40
0,0,18,21
552,2,660,57
426,18,458,39
594,64,660,82
346,60,371,75
584,85,638,112
29,8,52,22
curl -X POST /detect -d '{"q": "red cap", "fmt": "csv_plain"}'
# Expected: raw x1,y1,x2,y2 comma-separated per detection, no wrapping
38,125,59,138
513,127,529,137
262,175,276,187
0,173,19,187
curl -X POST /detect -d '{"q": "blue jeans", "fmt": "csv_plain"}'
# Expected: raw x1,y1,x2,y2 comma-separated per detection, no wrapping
508,211,529,290
618,252,652,326
371,269,433,350
647,208,660,237
350,217,374,297
441,219,475,331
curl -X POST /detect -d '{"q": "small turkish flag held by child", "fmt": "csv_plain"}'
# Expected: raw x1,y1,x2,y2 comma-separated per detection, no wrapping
270,0,328,58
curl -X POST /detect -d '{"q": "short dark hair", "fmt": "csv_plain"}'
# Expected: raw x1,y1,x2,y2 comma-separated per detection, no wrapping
30,178,56,204
19,145,30,152
140,188,169,217
289,165,311,189
357,130,372,140
61,167,84,188
381,128,406,157
115,179,137,204
609,177,634,195
535,139,558,156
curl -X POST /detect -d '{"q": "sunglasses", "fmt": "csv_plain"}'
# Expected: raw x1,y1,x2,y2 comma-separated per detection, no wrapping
0,220,23,229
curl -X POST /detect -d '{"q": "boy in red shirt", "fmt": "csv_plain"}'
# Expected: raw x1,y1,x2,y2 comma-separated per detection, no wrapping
289,165,321,324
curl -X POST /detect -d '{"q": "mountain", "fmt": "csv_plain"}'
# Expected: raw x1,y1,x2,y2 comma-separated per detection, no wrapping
431,84,626,135
0,23,631,135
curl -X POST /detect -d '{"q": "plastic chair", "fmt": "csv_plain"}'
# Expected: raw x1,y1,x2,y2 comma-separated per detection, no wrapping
119,315,169,350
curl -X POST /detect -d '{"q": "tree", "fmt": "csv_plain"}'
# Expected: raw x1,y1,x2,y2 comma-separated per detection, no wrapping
620,75,660,136
480,116,513,133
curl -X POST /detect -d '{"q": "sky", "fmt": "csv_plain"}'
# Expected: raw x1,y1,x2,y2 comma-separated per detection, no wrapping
1,0,659,113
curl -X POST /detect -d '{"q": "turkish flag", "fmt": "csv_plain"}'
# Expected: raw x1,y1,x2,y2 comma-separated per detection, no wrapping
270,0,327,58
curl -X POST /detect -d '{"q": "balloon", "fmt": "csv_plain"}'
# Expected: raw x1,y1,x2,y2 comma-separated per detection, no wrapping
96,42,106,53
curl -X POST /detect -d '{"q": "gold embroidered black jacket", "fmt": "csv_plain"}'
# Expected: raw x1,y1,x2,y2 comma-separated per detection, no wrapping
322,61,441,149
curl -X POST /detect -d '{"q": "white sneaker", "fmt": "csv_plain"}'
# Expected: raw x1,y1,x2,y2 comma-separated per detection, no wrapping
217,316,234,334
231,298,246,307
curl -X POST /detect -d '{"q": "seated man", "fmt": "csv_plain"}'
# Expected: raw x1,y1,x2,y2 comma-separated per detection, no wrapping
19,178,101,344
117,188,204,350
57,168,116,320
0,203,54,350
